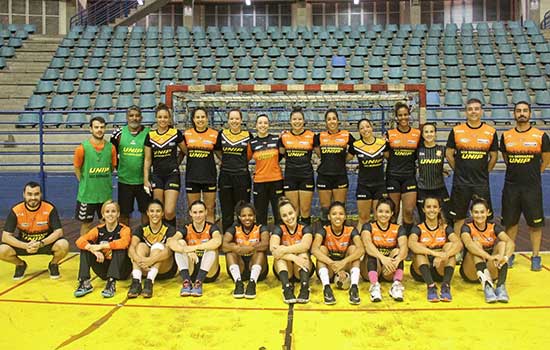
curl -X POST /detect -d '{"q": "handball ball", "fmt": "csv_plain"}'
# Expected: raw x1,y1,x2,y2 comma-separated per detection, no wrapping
334,271,351,290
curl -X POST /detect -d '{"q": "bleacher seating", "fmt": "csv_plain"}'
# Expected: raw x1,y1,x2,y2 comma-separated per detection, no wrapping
0,24,36,70
18,21,550,126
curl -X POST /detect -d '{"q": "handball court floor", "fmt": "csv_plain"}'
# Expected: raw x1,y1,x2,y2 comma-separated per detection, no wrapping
0,219,548,350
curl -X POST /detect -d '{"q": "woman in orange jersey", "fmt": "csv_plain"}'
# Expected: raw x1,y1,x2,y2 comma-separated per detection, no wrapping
74,200,132,298
270,197,313,304
168,200,222,297
143,103,186,227
384,102,421,233
360,198,408,302
183,108,218,223
278,107,315,226
460,197,514,303
127,200,177,299
314,109,355,226
251,114,284,225
409,197,462,302
348,118,388,229
222,201,269,299
312,201,364,305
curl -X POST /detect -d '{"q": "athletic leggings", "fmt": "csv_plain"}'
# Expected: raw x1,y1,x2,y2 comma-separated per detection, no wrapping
78,249,132,281
253,180,284,226
218,171,251,232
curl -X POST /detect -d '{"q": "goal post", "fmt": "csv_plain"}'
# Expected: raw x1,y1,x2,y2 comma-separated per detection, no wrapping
165,82,426,129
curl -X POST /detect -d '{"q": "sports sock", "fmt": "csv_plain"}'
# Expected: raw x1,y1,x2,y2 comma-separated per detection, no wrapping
229,264,241,282
279,270,290,287
250,264,262,282
368,271,378,284
497,263,508,287
443,266,454,285
350,267,360,285
132,269,142,281
318,267,330,286
299,268,310,287
419,264,434,285
147,267,158,283
394,268,404,282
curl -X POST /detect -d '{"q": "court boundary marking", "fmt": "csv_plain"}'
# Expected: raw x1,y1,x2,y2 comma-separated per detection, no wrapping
1,297,549,313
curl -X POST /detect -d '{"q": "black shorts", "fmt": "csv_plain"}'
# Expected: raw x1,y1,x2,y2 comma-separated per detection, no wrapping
328,252,346,261
284,176,315,192
118,182,151,215
151,172,181,191
316,173,349,190
386,176,417,194
226,254,268,282
449,184,493,221
186,182,217,194
356,183,386,200
75,201,102,222
218,171,251,190
156,257,177,281
501,183,545,228
12,238,67,256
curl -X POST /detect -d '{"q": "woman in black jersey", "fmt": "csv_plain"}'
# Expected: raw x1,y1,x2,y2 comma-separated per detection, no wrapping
251,114,283,225
183,108,219,223
416,123,450,222
278,107,315,226
144,103,186,227
348,118,387,229
314,109,355,225
384,103,421,233
214,108,252,232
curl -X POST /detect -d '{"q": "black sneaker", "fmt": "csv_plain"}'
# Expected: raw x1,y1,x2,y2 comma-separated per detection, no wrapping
282,284,296,304
13,261,27,280
141,278,153,298
233,279,245,299
349,284,361,305
101,279,116,298
296,284,310,304
74,279,93,298
127,278,142,298
48,262,60,279
323,285,336,305
245,280,257,299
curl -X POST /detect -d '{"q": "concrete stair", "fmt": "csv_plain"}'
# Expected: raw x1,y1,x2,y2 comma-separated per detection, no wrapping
0,35,61,122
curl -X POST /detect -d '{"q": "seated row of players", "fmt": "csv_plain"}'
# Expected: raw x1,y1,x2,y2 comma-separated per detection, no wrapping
89,98,547,277
0,182,514,305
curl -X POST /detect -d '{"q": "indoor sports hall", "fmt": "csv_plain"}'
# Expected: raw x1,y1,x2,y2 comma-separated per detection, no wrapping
0,1,549,349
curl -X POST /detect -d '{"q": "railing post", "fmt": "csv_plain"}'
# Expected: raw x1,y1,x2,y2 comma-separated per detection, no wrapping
38,109,46,199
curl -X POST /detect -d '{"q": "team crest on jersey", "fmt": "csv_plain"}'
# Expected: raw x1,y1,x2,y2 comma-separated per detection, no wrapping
436,150,442,157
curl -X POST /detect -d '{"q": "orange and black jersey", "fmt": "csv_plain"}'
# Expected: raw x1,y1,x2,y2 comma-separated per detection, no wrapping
500,127,550,186
348,137,387,186
318,225,359,259
251,134,283,183
314,130,355,176
215,129,252,175
410,222,454,250
272,224,313,246
76,223,132,251
144,128,184,175
133,222,176,247
462,221,504,251
278,129,315,178
446,122,498,185
181,222,220,257
362,222,407,255
416,145,446,190
385,127,421,178
4,201,62,242
184,127,218,184
226,224,268,255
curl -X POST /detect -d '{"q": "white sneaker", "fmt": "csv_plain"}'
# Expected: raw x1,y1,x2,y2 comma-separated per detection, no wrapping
369,282,382,302
389,281,405,301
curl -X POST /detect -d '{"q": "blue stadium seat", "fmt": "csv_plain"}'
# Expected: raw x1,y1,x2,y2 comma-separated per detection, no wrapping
49,57,65,69
98,80,116,94
524,65,542,77
140,80,156,94
426,66,441,79
446,78,462,91
50,95,69,109
444,92,463,106
62,68,79,81
95,94,113,109
484,66,501,78
426,78,441,91
535,90,550,105
512,90,531,104
466,78,483,91
312,68,327,81
487,78,505,91
349,67,365,81
119,80,136,94
35,80,54,94
507,77,525,90
489,91,508,105
26,94,47,109
427,92,441,106
72,94,91,109
159,67,175,80
101,68,118,80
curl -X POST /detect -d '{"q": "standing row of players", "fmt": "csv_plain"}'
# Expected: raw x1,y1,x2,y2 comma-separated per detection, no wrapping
94,99,546,270
0,182,514,304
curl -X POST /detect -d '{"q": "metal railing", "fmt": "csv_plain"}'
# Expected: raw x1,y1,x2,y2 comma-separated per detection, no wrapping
70,0,139,27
